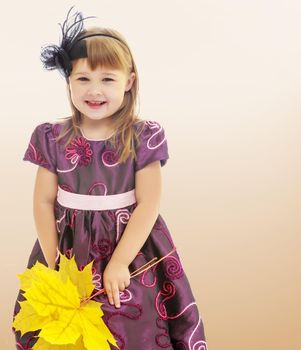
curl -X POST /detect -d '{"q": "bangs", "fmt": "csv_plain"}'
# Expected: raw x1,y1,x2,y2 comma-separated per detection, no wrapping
85,37,128,72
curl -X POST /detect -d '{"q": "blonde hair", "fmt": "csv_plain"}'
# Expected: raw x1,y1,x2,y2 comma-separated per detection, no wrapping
54,26,144,164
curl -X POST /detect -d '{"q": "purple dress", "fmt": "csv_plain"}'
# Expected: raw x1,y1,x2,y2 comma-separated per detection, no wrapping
12,119,207,350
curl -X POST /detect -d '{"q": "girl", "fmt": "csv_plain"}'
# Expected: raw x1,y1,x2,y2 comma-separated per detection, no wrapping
12,7,207,350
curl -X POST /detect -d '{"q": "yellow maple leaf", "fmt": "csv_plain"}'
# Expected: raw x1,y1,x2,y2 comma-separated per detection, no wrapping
25,271,81,318
34,335,86,349
12,252,119,350
58,254,95,299
12,300,52,335
17,260,57,291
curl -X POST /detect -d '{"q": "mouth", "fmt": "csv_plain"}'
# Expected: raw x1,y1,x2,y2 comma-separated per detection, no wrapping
85,100,107,109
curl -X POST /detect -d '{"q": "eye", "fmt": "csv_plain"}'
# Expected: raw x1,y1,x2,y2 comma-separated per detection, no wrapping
77,77,114,82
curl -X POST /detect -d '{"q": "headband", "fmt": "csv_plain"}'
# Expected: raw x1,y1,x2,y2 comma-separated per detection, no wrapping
40,6,125,80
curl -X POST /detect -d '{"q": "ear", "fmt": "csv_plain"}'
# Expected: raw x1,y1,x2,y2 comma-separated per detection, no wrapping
125,72,136,92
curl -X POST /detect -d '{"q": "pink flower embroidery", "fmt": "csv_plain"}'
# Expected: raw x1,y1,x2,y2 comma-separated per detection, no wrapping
65,136,93,166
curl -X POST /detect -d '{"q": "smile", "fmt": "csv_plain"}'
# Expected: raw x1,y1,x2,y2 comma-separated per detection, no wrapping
85,101,107,109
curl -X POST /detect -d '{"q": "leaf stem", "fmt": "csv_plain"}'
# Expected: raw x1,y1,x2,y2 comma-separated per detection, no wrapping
80,246,177,306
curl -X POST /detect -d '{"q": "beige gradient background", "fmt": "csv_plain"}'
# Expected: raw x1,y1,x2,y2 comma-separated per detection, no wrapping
1,1,300,349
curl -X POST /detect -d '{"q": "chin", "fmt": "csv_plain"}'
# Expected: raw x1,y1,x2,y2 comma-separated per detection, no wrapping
83,114,112,121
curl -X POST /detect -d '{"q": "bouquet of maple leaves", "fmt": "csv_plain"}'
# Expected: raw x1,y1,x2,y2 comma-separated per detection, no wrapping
12,252,119,350
13,247,177,349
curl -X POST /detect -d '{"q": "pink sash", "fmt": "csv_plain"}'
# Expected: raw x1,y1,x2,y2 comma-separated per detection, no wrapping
57,186,136,210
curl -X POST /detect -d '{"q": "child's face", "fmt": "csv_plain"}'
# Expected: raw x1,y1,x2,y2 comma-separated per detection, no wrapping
68,58,135,123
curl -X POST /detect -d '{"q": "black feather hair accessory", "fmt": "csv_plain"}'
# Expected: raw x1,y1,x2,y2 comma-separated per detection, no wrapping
40,6,96,79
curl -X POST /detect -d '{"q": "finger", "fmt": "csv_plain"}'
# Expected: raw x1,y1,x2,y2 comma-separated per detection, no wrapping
112,285,120,308
124,279,130,288
105,285,114,305
118,282,126,291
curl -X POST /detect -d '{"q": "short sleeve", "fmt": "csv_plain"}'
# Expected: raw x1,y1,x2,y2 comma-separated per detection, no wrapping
23,122,57,174
135,120,169,171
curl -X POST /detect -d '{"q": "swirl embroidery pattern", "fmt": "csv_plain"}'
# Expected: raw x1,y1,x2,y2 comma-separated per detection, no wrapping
102,149,119,167
115,208,131,243
145,120,167,150
24,143,52,171
91,239,113,264
155,280,207,349
163,256,184,280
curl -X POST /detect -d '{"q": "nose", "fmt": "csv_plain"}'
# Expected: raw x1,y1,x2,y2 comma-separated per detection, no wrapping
88,81,104,96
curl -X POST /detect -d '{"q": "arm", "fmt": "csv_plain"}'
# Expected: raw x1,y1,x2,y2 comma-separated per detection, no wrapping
33,166,58,269
103,160,162,307
110,159,162,266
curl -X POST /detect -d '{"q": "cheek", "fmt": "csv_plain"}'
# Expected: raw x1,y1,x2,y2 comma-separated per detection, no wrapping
110,87,125,100
70,81,84,93
69,91,83,107
70,87,84,101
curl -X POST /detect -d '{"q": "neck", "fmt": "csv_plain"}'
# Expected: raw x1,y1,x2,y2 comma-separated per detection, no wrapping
80,116,116,139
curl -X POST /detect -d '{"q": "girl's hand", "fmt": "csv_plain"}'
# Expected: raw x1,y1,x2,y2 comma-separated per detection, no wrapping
103,259,131,308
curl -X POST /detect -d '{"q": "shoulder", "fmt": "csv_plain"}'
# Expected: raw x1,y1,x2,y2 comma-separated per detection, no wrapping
133,119,169,170
34,118,69,137
29,119,67,145
29,122,54,138
133,119,167,142
134,120,167,152
133,119,165,130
